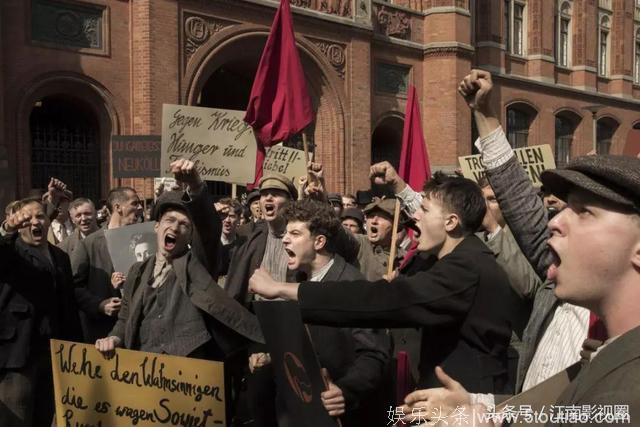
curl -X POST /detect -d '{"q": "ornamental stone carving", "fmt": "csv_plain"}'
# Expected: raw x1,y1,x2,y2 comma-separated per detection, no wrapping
183,13,236,66
290,0,353,18
310,39,347,79
31,0,105,50
376,6,411,40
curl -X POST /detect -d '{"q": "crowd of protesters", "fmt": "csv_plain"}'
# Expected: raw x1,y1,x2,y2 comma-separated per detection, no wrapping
1,70,639,427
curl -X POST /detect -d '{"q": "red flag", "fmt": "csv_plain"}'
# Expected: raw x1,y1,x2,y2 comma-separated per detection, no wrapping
245,0,314,187
399,85,431,191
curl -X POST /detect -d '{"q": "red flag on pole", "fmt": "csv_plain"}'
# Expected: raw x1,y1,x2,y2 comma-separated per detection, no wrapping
399,85,431,191
244,0,314,188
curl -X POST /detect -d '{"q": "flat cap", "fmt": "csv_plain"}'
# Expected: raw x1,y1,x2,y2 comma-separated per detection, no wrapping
541,154,640,212
152,190,191,221
246,189,261,204
259,173,297,199
363,198,397,218
340,207,364,225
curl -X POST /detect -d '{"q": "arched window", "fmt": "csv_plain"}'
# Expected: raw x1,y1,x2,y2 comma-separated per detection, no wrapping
506,104,535,148
505,0,526,55
599,15,611,77
371,116,404,170
556,1,572,67
596,117,618,155
635,28,640,84
554,112,579,167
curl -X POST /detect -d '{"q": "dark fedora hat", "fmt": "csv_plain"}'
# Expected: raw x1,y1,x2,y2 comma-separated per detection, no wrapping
540,154,640,212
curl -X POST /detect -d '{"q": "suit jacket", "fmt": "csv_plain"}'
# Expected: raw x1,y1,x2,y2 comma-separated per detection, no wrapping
0,233,82,370
58,228,84,255
548,326,640,426
71,227,120,343
485,157,561,393
298,235,520,393
110,188,263,357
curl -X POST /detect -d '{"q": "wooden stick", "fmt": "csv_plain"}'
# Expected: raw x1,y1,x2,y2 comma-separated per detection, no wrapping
231,183,237,199
386,199,402,278
302,133,311,180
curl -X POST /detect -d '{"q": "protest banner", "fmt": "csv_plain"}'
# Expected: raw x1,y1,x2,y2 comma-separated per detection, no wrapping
50,339,225,426
105,222,157,275
458,144,556,186
263,144,308,183
161,105,257,184
111,135,161,178
254,301,339,427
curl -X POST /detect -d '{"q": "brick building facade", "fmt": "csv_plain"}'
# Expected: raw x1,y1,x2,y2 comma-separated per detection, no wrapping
1,0,639,208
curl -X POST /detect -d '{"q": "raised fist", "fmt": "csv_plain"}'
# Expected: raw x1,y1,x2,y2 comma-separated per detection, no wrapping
169,159,203,191
457,69,493,112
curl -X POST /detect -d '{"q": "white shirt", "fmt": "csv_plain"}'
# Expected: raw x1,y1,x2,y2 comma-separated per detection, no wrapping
51,219,74,242
310,258,335,282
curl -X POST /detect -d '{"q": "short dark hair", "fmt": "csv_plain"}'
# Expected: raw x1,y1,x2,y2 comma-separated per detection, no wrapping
423,171,486,235
218,197,243,216
69,197,95,212
282,199,341,253
107,187,136,213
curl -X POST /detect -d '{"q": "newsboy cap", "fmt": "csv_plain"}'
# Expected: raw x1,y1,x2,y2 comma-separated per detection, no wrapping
152,190,191,221
341,207,364,225
259,173,298,199
540,154,640,212
363,198,397,218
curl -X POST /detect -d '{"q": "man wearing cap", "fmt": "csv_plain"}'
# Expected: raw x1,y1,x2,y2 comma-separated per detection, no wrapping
238,189,263,238
95,158,263,359
327,192,344,216
341,207,364,234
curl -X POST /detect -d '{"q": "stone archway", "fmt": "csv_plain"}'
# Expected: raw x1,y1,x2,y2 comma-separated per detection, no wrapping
183,25,347,191
371,114,404,171
16,72,120,199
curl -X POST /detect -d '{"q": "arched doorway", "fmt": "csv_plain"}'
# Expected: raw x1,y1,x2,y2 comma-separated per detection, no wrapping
29,95,101,201
371,115,404,171
185,28,346,192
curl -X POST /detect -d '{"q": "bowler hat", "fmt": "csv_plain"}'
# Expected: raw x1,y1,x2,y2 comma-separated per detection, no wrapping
541,155,640,212
341,208,364,226
246,189,261,205
259,173,298,199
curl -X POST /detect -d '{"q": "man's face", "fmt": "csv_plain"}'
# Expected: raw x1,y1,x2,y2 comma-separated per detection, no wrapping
481,186,505,231
259,189,289,223
282,220,321,270
57,200,70,222
154,209,192,259
342,218,361,234
342,196,356,209
18,202,50,247
134,242,152,262
250,200,262,220
117,190,143,226
71,202,96,235
221,206,239,237
413,196,448,252
547,189,640,310
365,210,393,248
544,193,567,211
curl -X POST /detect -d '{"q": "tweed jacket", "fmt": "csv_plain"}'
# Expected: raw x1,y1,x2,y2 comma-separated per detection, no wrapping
0,234,82,370
298,235,520,393
486,157,564,393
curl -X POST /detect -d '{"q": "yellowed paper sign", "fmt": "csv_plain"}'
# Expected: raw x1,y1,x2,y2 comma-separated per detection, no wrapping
161,104,257,184
458,144,556,186
263,145,309,183
50,339,226,426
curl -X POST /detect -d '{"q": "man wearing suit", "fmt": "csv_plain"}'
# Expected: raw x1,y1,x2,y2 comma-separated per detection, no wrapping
250,199,390,427
71,186,143,343
58,197,98,255
0,197,82,426
249,172,520,395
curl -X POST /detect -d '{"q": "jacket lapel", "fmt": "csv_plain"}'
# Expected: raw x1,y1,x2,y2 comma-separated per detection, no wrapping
125,256,154,348
321,255,347,282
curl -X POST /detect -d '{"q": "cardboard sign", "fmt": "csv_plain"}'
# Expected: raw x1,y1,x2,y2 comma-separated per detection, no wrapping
50,339,226,426
104,222,157,274
111,135,161,178
254,301,339,427
161,105,257,184
458,144,556,186
264,145,309,183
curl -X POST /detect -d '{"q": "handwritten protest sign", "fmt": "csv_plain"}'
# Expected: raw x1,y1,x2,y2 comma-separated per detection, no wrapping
161,105,257,184
50,339,226,426
263,145,309,183
111,135,161,178
458,144,556,186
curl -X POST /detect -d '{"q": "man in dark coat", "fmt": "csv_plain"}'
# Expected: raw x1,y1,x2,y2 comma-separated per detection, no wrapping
71,186,143,343
0,196,82,427
249,172,520,395
249,199,390,427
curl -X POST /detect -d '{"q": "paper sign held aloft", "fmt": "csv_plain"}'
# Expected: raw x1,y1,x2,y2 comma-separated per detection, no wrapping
263,144,309,183
50,339,226,426
161,104,257,184
458,144,556,186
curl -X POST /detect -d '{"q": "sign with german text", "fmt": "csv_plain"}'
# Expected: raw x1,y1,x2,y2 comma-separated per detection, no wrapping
254,301,338,427
458,144,556,186
50,339,226,426
161,105,257,184
264,144,309,183
111,135,161,178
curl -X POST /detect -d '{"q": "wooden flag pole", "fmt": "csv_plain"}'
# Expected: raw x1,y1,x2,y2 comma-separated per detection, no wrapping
386,199,402,278
231,183,237,199
301,133,312,200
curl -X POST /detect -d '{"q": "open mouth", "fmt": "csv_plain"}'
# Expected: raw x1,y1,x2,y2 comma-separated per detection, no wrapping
164,234,177,251
369,226,378,236
31,227,43,238
546,243,561,281
284,248,297,266
263,204,276,215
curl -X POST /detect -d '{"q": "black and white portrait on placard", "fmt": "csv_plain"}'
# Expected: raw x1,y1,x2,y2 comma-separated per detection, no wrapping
105,222,157,274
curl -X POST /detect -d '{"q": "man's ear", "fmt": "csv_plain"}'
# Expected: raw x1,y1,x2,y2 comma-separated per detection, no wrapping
443,213,460,233
631,239,640,271
154,221,159,233
314,234,327,251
